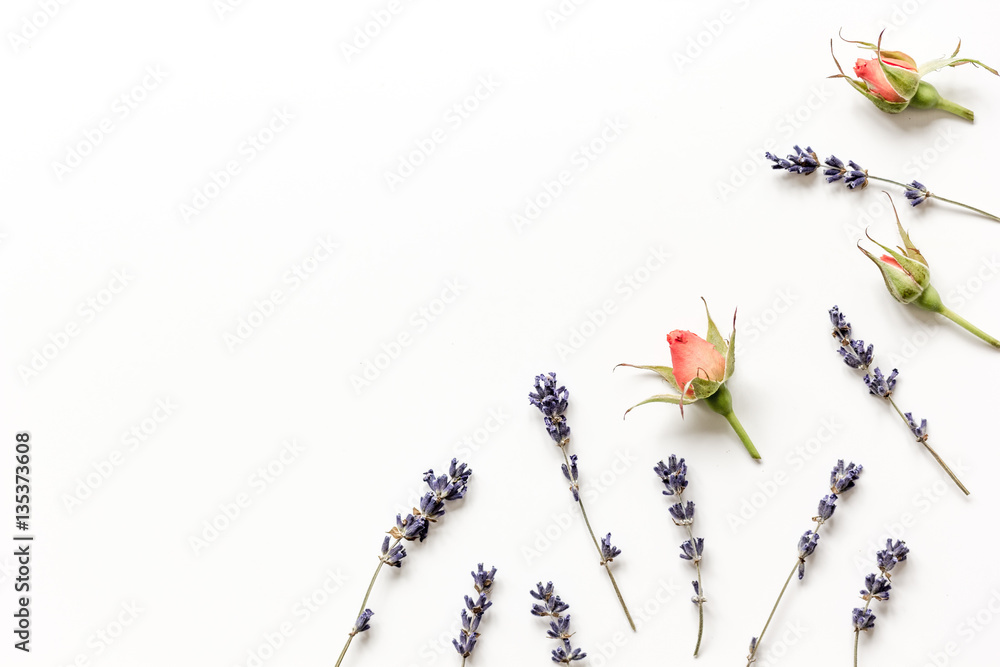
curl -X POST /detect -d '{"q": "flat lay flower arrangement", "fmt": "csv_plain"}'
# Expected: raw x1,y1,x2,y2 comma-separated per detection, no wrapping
331,29,994,666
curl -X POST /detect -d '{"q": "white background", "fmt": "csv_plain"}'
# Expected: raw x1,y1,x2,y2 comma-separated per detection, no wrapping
2,1,999,666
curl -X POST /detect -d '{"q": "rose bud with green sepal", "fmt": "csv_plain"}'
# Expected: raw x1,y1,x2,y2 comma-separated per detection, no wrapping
860,196,1000,349
617,299,761,460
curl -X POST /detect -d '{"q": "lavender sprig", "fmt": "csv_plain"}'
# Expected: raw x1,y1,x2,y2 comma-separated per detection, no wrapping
334,459,472,667
655,455,706,656
766,145,1000,223
452,564,497,665
746,460,863,666
853,540,908,667
530,373,636,631
828,306,969,495
530,582,587,664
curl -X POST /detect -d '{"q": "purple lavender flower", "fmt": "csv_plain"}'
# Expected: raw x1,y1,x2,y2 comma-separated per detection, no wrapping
861,574,892,602
599,534,621,564
552,643,587,664
904,413,928,442
839,338,874,369
814,494,838,524
379,536,406,567
529,373,571,445
844,160,868,189
796,530,820,579
864,367,898,398
392,512,428,542
654,455,688,496
669,500,696,525
824,154,847,182
830,305,852,340
766,145,819,175
904,180,929,206
351,609,373,636
680,538,705,562
875,539,909,576
830,460,864,494
452,565,496,660
561,454,580,501
853,607,876,631
530,583,586,664
471,564,496,593
547,616,573,640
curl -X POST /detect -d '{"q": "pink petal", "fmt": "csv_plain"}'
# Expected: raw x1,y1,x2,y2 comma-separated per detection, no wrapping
667,330,727,394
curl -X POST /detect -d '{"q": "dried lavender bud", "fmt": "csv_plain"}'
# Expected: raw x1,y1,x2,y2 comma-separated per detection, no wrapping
562,454,580,501
829,305,852,340
680,538,704,562
669,500,696,525
861,574,892,602
379,536,406,567
599,534,621,564
844,160,868,189
904,413,928,442
551,642,587,664
904,180,929,206
766,145,819,175
863,367,898,398
814,494,838,524
351,609,373,636
530,373,571,445
654,455,688,496
547,616,573,641
796,531,820,579
530,583,586,664
875,539,909,576
853,607,876,631
830,460,864,494
472,563,496,594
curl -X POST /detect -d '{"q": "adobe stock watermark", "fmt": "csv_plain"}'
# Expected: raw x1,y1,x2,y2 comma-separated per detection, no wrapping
16,269,134,385
554,245,668,361
726,416,844,533
339,0,416,63
178,107,294,223
732,288,797,357
383,75,500,192
588,578,681,666
58,601,144,666
61,398,178,513
672,0,754,72
521,449,638,564
7,0,72,53
233,567,349,667
224,235,339,351
876,0,930,34
543,0,592,30
511,116,628,233
750,620,808,667
188,439,305,556
213,0,252,20
350,278,467,395
51,65,168,181
922,587,1000,667
716,84,833,202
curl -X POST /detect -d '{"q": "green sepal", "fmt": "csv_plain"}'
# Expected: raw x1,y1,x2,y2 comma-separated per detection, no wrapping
724,310,737,381
858,245,923,303
918,40,999,77
701,297,727,358
615,363,681,393
691,377,722,400
866,234,930,288
623,393,695,417
876,32,919,100
830,74,910,113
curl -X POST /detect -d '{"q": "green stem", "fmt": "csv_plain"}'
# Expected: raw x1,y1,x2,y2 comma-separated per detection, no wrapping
867,175,913,190
562,447,636,632
723,411,760,460
886,397,970,495
934,96,975,121
684,522,705,657
334,539,398,667
854,597,873,667
928,193,1000,222
746,560,800,666
939,307,1000,348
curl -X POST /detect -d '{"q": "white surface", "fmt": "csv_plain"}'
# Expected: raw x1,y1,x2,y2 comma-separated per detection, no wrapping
3,1,999,665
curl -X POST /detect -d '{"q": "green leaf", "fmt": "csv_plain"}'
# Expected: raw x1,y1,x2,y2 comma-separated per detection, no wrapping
615,363,681,392
701,297,726,357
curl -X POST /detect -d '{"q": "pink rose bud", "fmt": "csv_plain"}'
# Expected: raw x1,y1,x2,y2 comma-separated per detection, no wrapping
618,300,761,459
830,31,997,121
